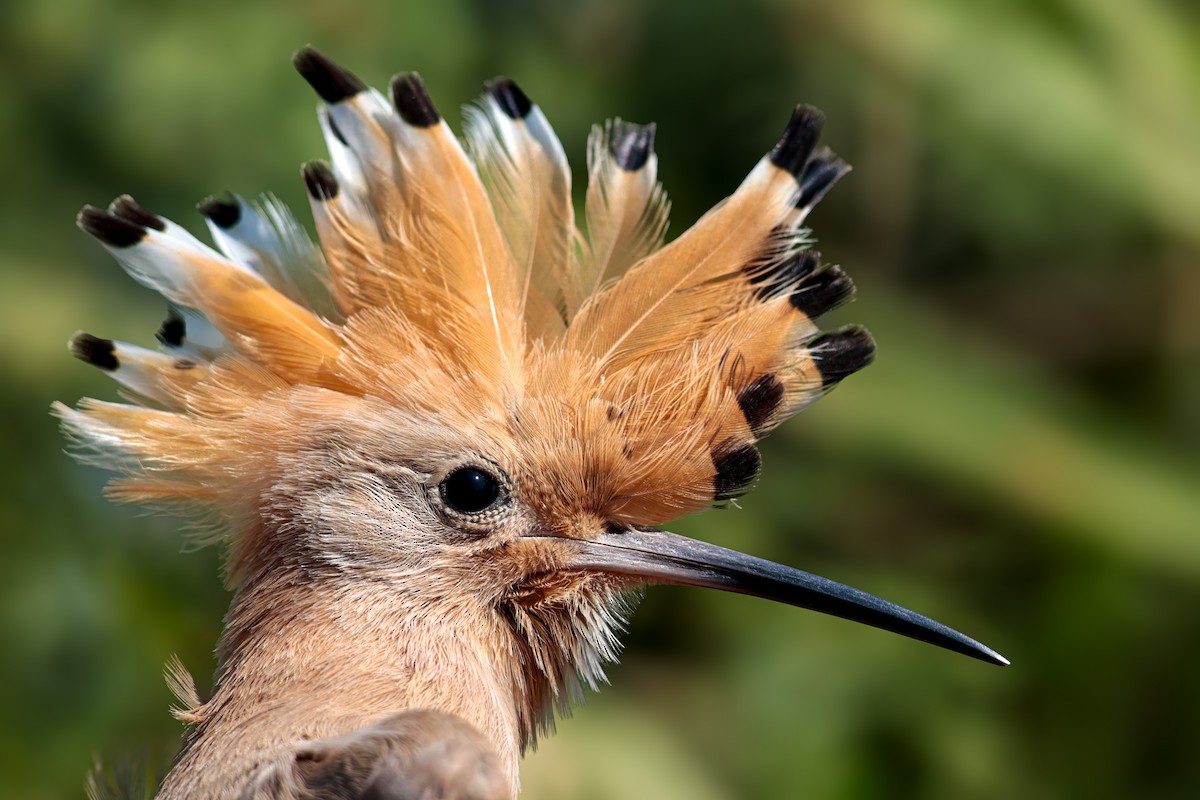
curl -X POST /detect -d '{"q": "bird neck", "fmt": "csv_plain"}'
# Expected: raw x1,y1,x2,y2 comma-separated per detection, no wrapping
160,567,531,798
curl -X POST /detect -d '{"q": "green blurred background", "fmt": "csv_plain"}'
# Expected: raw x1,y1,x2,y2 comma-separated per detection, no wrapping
3,0,1198,797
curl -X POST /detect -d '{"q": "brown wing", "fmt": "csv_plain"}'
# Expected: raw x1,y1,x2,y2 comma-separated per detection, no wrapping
242,711,509,800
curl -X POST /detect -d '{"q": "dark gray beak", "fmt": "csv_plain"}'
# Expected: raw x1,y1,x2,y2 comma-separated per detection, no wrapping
564,526,1007,666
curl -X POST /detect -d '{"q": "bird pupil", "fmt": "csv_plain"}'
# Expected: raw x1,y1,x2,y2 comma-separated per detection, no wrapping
441,466,500,513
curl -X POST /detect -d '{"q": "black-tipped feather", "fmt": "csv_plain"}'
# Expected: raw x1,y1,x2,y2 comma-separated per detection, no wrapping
109,195,165,232
292,45,366,103
302,161,339,200
769,105,825,177
811,326,876,386
796,149,851,209
712,441,762,500
486,77,532,120
737,374,785,435
156,310,186,348
197,194,240,229
70,332,118,371
745,248,820,301
609,122,655,171
790,265,855,318
77,206,146,248
389,73,439,127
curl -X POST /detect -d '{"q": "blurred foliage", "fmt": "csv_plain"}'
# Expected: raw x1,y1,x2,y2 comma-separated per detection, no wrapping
2,0,1198,798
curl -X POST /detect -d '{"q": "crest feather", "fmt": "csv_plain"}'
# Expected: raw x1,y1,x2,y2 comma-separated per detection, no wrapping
576,119,670,315
465,77,575,342
62,48,872,539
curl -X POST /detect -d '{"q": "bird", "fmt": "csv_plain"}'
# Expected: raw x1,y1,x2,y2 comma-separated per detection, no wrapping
57,45,1006,800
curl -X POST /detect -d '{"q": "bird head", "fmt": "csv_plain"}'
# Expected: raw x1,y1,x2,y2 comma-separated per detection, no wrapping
58,45,1004,751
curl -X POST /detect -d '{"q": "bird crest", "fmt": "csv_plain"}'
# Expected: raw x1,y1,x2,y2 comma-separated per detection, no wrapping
58,46,870,574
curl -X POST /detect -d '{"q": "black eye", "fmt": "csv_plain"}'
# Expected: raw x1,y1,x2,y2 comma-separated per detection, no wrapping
439,466,501,514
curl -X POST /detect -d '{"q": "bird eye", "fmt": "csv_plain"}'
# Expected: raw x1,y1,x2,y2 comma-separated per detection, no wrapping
439,465,502,514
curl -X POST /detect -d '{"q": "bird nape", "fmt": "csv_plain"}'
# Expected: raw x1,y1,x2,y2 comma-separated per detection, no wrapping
57,45,1006,800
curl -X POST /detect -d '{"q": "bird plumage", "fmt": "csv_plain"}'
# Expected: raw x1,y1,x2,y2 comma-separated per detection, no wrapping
58,45,1002,800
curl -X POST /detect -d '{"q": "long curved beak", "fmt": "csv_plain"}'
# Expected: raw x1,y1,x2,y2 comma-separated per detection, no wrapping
561,526,1007,666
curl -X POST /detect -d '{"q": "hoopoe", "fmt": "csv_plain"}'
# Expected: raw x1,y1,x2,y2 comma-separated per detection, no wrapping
58,46,1006,800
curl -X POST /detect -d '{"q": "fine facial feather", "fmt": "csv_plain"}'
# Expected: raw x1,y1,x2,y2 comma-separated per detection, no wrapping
60,45,899,800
